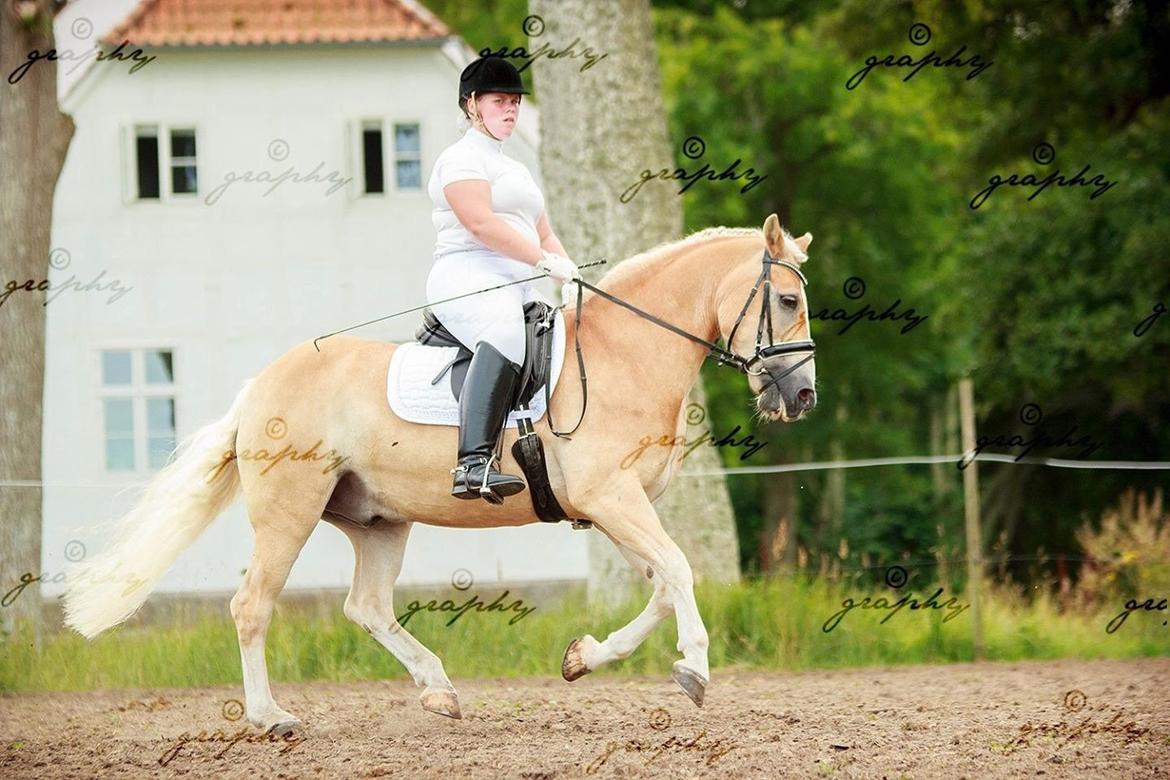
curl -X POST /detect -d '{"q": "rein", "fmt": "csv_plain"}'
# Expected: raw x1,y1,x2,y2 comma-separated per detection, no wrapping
314,249,816,441
546,247,817,438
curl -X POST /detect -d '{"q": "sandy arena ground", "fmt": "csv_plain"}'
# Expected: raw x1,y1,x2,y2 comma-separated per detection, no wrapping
2,657,1168,779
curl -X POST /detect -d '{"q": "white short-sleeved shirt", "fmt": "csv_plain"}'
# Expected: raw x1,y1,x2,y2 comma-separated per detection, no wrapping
428,127,546,263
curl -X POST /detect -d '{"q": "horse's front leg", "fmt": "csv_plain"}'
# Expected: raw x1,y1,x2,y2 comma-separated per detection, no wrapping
565,482,710,706
562,539,673,681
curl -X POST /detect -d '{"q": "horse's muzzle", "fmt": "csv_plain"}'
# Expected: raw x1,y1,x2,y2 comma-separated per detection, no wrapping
756,379,816,422
791,387,817,414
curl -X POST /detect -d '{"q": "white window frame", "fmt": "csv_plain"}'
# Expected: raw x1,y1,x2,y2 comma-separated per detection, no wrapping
346,118,424,200
391,121,423,193
123,122,201,204
168,127,199,199
96,345,179,476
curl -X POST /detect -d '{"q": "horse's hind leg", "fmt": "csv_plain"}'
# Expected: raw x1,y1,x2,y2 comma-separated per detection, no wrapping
562,541,673,681
230,510,316,734
334,520,462,718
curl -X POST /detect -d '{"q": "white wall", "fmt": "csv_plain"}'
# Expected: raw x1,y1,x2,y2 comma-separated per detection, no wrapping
39,34,586,597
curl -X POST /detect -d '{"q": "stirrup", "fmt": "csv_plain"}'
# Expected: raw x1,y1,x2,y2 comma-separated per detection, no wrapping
450,455,506,505
475,453,504,505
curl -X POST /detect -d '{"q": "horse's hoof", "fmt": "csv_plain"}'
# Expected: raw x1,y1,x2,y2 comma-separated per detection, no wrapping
265,717,303,737
421,689,462,719
671,663,707,707
562,637,592,682
249,706,301,735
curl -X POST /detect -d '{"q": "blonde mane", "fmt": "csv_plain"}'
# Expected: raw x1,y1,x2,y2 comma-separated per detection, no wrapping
596,227,755,288
595,225,806,291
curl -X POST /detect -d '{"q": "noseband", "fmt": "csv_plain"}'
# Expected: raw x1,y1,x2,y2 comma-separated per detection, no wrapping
549,246,817,438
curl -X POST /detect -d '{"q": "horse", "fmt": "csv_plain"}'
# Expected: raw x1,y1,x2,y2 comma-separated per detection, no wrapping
62,214,818,734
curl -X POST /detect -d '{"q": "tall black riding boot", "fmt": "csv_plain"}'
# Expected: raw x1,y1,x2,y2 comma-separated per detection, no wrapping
451,341,527,504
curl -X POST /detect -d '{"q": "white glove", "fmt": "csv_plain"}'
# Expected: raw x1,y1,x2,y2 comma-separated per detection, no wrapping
560,281,578,307
536,250,581,283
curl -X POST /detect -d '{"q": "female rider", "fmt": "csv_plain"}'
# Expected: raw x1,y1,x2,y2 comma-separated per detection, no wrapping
426,56,580,503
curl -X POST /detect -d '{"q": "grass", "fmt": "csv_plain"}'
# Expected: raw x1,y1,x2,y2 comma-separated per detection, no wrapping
1,576,1165,693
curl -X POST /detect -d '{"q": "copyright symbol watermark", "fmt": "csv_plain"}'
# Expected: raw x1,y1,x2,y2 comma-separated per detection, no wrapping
64,540,87,562
681,136,705,159
843,276,866,300
222,699,245,721
451,569,473,591
648,707,671,731
1063,690,1086,712
884,565,908,589
267,139,290,162
1032,143,1055,166
907,23,932,46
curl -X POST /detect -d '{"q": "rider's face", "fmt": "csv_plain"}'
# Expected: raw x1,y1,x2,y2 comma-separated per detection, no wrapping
471,92,520,139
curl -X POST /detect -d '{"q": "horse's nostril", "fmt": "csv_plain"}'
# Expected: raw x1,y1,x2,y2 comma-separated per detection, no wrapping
797,388,815,409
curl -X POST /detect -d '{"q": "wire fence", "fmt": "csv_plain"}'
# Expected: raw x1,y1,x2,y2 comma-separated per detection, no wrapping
4,452,1169,488
677,453,1170,477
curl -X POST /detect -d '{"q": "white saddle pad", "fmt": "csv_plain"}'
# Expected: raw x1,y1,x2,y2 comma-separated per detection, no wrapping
387,308,568,427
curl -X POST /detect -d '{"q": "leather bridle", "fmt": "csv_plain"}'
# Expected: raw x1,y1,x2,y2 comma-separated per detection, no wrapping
547,246,817,438
719,246,816,378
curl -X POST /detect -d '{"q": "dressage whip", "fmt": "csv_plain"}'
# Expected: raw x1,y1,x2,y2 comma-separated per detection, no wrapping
312,259,608,351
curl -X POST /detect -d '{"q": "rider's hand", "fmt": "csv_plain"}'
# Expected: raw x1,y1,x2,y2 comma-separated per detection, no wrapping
536,250,581,283
560,281,578,307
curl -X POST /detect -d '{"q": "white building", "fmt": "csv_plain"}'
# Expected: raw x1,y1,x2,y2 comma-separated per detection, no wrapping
40,0,587,600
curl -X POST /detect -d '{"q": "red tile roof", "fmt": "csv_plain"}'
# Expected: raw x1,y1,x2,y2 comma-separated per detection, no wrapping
102,0,451,48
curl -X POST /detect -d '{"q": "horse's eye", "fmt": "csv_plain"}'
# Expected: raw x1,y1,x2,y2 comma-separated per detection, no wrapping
780,295,799,309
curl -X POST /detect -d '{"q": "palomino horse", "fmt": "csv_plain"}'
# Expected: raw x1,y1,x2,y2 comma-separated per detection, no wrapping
63,214,817,734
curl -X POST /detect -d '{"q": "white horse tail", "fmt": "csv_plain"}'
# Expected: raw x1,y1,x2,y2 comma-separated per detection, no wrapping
63,379,254,638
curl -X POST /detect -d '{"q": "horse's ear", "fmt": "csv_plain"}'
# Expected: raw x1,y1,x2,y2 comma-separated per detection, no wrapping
763,214,784,256
794,232,813,255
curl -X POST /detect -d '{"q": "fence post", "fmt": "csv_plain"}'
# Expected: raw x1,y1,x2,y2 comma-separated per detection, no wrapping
958,376,985,660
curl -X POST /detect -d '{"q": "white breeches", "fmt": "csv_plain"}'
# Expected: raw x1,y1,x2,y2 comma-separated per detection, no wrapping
426,250,550,366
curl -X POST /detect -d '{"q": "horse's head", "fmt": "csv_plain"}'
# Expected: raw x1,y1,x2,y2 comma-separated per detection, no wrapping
715,214,817,423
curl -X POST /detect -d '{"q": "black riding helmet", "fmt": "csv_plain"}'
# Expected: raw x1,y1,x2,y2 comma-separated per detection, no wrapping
458,56,530,113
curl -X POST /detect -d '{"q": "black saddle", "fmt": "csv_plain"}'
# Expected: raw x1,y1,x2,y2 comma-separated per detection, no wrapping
414,302,590,528
415,300,556,407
